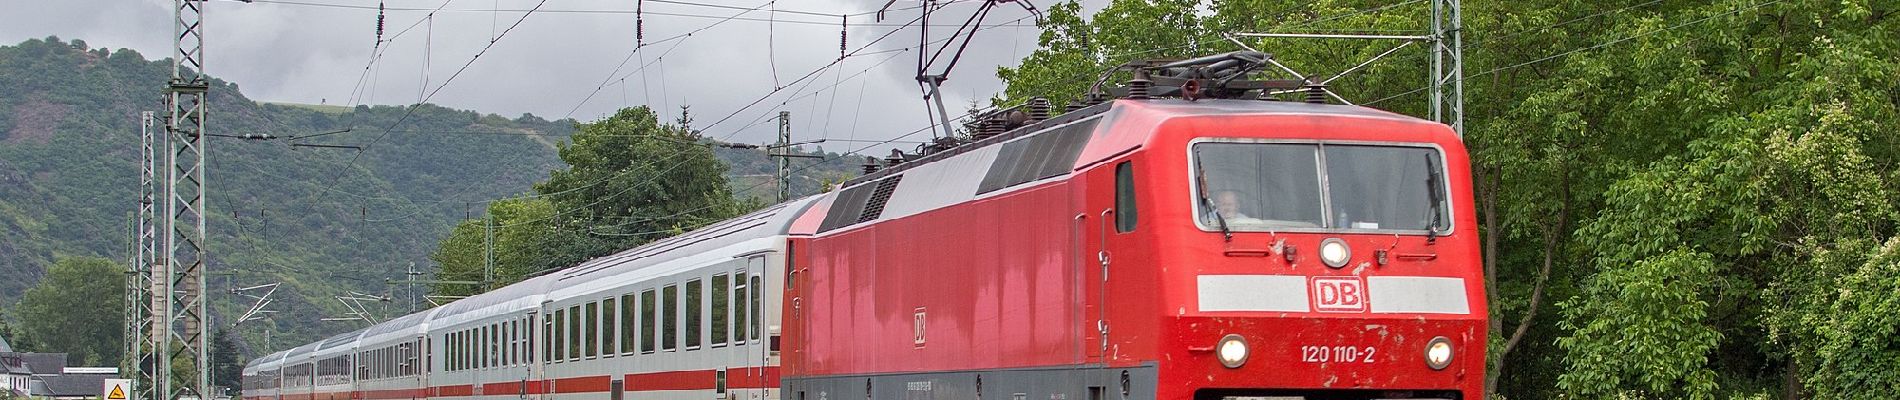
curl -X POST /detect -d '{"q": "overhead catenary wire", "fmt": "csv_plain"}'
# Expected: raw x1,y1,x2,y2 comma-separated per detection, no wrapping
1365,0,1782,106
248,0,955,18
329,0,552,188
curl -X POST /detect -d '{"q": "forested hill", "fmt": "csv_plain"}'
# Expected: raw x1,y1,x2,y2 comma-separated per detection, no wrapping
0,36,856,350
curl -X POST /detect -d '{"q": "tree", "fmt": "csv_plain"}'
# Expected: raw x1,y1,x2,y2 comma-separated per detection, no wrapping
429,197,556,297
14,256,123,366
430,106,751,296
994,1,1900,399
211,329,242,393
530,106,748,270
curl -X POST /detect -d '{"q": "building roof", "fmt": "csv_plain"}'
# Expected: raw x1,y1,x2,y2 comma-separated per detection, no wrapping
37,373,108,397
0,335,12,352
20,353,67,375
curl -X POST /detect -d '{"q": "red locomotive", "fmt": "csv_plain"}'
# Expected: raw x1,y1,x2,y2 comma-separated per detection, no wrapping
243,51,1484,400
782,52,1485,400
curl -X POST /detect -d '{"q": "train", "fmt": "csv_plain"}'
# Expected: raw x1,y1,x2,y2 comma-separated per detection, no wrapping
244,51,1487,400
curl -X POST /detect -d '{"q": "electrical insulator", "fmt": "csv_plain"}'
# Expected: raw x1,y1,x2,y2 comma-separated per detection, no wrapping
839,14,848,60
375,2,386,45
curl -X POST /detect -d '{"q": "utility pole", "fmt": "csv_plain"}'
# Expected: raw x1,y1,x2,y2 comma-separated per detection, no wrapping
776,111,791,203
404,262,422,312
127,111,158,398
484,215,495,293
156,0,213,398
1430,0,1465,136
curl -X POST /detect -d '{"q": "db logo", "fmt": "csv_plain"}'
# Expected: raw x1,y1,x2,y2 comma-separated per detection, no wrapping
1311,277,1367,313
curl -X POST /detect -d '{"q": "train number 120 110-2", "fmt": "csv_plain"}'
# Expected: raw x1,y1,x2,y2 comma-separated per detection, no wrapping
1299,345,1376,363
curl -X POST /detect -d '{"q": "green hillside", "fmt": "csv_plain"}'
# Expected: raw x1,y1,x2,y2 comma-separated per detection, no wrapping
0,36,857,352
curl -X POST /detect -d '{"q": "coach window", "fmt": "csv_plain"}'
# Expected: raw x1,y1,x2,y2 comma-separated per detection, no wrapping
542,314,554,363
662,284,678,351
448,332,458,371
733,270,747,344
553,308,568,363
601,297,618,358
687,279,704,349
448,333,458,371
641,289,657,353
750,274,763,341
505,321,516,365
1116,161,1138,232
568,304,584,360
712,274,730,347
446,333,456,371
585,302,600,358
620,294,637,355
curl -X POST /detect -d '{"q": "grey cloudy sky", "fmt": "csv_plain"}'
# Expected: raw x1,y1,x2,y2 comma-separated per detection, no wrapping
2,0,1102,152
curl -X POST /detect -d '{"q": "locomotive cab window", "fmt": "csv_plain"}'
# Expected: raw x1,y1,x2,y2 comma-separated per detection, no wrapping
1191,141,1450,233
1114,161,1137,233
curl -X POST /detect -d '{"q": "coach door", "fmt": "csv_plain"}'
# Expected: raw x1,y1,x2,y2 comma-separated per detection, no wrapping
731,255,769,400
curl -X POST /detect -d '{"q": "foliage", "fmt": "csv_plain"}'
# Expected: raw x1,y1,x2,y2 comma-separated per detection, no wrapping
212,329,242,393
428,197,555,297
996,0,1900,398
430,106,758,295
13,256,123,366
0,36,859,353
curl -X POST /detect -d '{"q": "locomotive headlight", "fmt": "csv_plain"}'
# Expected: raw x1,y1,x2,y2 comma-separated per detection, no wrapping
1424,336,1454,370
1320,238,1351,268
1216,334,1249,368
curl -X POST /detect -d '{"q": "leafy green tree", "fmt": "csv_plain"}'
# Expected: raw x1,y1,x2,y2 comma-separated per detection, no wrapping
995,1,1900,399
531,106,748,270
14,256,123,366
430,106,751,296
428,197,556,296
211,329,242,393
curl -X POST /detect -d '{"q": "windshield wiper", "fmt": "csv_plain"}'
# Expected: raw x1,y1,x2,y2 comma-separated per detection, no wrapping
1193,151,1233,242
1424,153,1443,244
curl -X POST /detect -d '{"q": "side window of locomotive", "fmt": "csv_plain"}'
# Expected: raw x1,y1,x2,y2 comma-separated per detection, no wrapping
1115,161,1137,233
1191,143,1326,229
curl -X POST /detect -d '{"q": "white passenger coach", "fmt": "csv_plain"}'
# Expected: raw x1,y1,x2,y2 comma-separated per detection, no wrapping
243,198,817,400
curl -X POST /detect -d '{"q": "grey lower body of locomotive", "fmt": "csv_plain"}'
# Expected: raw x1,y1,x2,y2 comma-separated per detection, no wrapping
785,364,1159,400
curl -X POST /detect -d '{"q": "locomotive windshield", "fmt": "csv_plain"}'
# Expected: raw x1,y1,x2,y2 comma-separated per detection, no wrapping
1192,142,1449,232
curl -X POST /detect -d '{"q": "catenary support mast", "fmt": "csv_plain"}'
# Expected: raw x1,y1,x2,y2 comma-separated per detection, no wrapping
156,0,214,399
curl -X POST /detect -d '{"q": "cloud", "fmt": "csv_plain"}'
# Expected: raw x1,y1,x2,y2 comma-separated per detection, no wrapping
1,0,1087,154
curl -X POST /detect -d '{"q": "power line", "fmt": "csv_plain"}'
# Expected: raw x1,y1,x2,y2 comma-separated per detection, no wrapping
329,0,552,188
1366,0,1782,106
564,0,774,121
243,0,1012,27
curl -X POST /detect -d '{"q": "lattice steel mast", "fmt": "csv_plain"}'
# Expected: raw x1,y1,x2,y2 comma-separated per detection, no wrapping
128,111,160,400
156,0,213,399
